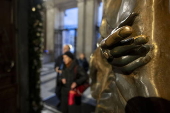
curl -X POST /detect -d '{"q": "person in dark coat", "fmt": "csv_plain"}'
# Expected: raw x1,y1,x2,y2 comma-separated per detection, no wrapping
60,51,88,113
78,53,89,73
54,45,70,107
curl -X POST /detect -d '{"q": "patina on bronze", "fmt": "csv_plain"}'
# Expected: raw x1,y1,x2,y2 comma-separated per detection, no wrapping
90,0,170,113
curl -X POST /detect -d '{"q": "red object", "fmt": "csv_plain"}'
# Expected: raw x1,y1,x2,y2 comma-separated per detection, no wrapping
75,83,90,96
68,90,76,105
68,83,90,105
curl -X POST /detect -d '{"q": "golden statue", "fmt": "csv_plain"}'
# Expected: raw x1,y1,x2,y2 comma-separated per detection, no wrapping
90,0,170,112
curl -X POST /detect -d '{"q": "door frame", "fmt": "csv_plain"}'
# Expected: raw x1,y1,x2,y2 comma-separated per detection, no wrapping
17,0,29,113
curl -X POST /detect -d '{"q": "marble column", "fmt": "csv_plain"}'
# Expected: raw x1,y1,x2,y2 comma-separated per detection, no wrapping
84,0,99,60
77,0,86,55
54,8,64,59
45,1,55,52
77,0,100,60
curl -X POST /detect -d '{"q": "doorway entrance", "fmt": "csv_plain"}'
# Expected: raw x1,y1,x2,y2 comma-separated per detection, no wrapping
54,28,77,59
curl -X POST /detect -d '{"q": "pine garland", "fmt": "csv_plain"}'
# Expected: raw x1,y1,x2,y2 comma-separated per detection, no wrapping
28,0,44,112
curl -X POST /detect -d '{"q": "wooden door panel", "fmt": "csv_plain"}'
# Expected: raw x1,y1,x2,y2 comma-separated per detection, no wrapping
0,0,18,113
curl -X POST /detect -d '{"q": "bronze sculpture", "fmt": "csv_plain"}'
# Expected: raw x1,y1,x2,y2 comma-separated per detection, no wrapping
90,0,170,113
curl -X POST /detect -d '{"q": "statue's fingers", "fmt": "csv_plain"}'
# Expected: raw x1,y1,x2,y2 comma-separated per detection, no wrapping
128,45,150,56
103,44,150,61
100,26,133,49
119,37,134,45
118,55,151,75
133,35,149,45
109,45,141,58
111,55,140,67
117,35,149,46
111,45,150,67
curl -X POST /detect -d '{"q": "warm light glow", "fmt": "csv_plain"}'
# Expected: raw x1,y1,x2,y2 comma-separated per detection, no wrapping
32,7,36,12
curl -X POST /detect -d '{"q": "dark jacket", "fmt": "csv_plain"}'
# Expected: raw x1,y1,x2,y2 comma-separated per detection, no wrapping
54,55,65,70
61,60,88,95
78,58,89,73
54,55,66,86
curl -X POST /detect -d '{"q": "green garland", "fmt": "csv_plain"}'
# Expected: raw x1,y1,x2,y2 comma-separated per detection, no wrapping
28,0,44,112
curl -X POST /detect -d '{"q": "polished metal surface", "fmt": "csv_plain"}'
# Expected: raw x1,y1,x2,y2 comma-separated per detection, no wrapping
90,0,170,112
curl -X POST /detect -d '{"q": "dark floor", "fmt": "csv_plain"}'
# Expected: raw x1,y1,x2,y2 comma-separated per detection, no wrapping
44,95,96,113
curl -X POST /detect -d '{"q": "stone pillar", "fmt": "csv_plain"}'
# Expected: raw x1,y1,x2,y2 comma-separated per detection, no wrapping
54,8,64,29
77,0,86,55
45,1,55,52
77,0,100,60
84,0,99,59
54,8,64,59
